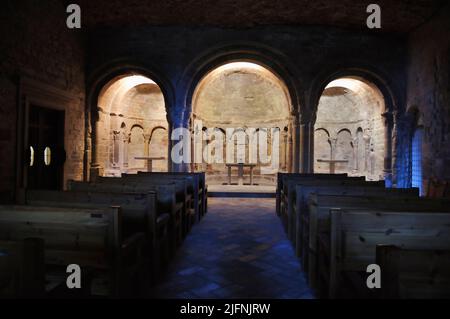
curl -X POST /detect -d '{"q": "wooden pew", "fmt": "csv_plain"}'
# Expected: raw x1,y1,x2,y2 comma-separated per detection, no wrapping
137,172,208,219
280,174,361,231
0,238,45,298
94,176,192,238
297,186,419,263
376,245,450,299
121,174,196,233
306,193,446,292
0,205,146,297
276,173,348,216
20,189,170,282
323,209,450,299
284,177,382,243
68,180,183,254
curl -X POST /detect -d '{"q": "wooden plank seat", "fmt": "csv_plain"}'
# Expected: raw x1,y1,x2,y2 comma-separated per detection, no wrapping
19,189,170,283
321,209,450,299
376,245,450,299
0,205,146,297
306,193,447,292
121,174,197,233
68,180,183,256
276,173,348,216
0,238,45,298
96,175,193,238
284,177,383,242
296,186,419,260
280,175,362,230
137,172,208,219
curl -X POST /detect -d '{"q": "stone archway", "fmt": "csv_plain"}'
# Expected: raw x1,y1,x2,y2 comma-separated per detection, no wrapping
94,74,169,176
313,77,386,180
191,61,293,185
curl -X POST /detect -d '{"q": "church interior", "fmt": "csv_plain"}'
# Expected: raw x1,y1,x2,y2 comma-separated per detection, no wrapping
1,0,450,300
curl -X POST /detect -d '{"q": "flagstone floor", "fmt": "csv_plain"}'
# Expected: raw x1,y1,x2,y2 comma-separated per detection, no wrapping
149,198,314,299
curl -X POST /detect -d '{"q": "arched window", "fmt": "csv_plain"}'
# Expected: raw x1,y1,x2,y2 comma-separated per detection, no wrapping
411,127,423,195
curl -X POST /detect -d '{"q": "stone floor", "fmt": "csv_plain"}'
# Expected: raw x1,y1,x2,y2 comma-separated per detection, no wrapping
149,198,314,299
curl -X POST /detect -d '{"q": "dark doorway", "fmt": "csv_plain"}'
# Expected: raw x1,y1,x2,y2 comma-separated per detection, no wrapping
27,105,65,190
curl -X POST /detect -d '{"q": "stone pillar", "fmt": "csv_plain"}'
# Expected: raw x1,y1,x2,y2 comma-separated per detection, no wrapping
382,112,394,186
121,131,129,170
170,113,190,173
299,120,314,173
89,109,102,181
144,133,152,157
292,116,300,173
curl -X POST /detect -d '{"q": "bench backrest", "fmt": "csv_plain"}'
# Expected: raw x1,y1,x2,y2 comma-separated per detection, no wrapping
0,238,45,298
0,205,121,268
68,181,176,214
376,245,450,299
22,189,158,240
331,209,450,272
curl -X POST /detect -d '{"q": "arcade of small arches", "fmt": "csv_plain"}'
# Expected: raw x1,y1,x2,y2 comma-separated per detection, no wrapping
88,59,414,188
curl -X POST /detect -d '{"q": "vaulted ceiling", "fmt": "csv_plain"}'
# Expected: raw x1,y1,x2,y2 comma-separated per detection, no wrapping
76,0,446,33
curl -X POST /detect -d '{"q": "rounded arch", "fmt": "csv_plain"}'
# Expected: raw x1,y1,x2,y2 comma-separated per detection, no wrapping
314,127,330,137
149,125,167,139
312,72,391,180
86,59,175,124
309,66,399,122
180,42,303,122
337,128,352,135
86,59,174,178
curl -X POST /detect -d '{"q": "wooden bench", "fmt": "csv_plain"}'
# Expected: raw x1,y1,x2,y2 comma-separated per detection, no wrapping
276,173,348,216
297,186,419,261
0,238,45,298
120,174,196,233
137,172,207,219
0,205,145,297
323,209,450,298
20,189,170,282
306,193,446,292
280,175,362,229
68,180,183,254
376,245,450,299
284,177,382,242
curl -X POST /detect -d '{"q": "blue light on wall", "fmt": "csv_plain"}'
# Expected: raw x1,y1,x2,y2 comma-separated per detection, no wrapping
411,128,423,195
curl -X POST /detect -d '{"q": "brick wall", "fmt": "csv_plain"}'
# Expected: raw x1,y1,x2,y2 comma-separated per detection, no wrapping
0,0,85,199
406,4,450,191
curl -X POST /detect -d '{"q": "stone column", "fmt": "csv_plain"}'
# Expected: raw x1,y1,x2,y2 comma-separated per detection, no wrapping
144,133,152,157
291,116,300,173
170,114,190,173
89,109,103,181
382,112,394,186
121,131,129,170
299,120,315,173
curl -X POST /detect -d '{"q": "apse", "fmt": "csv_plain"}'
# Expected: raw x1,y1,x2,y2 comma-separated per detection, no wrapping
191,62,292,185
96,74,169,176
314,77,386,180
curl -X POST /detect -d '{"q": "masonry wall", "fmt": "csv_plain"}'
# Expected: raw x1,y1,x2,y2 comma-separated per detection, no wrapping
405,4,450,191
86,24,408,179
0,0,85,200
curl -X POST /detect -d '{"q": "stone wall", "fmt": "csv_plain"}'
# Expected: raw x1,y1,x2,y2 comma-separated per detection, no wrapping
86,24,407,179
0,0,85,199
192,62,291,179
97,76,169,176
405,4,450,191
314,78,385,180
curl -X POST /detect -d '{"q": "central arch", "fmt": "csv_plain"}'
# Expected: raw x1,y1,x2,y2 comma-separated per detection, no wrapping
190,61,294,185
